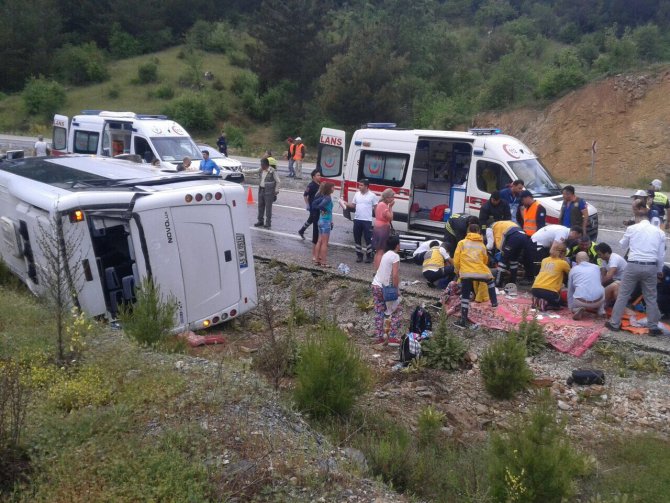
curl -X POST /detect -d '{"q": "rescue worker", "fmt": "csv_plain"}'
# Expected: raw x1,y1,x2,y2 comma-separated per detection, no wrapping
486,220,535,286
517,190,546,237
422,240,455,288
453,223,498,329
559,185,589,236
648,179,669,227
443,213,479,257
499,179,525,224
567,235,602,266
292,137,306,179
478,190,511,227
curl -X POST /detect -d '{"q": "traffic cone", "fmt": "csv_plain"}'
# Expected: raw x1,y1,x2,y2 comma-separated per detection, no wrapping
246,186,254,205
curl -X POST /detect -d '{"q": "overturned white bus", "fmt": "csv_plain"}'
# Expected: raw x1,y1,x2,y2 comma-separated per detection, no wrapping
0,155,257,331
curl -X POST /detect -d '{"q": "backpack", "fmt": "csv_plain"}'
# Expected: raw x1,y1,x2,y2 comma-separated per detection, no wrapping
409,306,432,334
399,333,422,364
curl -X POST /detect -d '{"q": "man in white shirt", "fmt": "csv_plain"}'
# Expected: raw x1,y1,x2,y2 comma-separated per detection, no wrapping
605,202,666,336
532,224,582,269
595,242,627,307
568,252,606,320
34,135,49,157
344,179,378,263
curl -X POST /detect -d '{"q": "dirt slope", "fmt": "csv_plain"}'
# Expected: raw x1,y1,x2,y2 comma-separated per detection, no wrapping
477,67,670,187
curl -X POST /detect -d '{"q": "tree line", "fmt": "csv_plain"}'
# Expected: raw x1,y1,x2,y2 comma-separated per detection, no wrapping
4,0,670,138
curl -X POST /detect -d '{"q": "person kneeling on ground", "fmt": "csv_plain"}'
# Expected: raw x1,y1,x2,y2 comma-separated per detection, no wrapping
371,235,403,346
595,242,627,307
422,240,455,288
453,223,498,330
568,251,605,320
531,243,570,311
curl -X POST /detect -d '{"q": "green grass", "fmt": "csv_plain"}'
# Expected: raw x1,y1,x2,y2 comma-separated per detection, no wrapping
0,45,281,155
586,434,670,502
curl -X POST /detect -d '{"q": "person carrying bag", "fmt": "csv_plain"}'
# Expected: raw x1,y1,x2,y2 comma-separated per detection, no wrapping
371,235,403,346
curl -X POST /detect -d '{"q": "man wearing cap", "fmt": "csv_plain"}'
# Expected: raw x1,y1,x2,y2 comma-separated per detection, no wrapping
605,201,666,336
245,157,280,229
559,185,589,236
285,137,295,178
292,137,306,179
648,179,669,228
517,190,546,237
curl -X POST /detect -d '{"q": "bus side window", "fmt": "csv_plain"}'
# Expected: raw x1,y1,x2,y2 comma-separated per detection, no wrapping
476,160,511,193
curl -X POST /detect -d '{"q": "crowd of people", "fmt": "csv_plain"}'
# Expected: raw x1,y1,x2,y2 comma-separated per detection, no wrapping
242,141,668,345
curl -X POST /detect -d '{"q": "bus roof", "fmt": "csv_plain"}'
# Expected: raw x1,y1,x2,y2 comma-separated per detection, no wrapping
0,155,224,191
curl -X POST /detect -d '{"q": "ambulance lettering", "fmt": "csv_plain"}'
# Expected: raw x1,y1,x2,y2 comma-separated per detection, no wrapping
502,143,521,159
320,135,343,146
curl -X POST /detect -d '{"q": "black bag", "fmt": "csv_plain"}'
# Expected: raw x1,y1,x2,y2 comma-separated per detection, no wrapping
409,306,432,333
567,369,605,386
399,333,421,365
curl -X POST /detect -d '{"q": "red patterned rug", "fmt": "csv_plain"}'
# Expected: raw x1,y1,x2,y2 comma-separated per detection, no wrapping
444,292,604,357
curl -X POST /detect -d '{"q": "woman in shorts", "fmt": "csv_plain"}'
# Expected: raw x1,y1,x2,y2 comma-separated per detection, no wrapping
314,182,335,267
372,188,395,270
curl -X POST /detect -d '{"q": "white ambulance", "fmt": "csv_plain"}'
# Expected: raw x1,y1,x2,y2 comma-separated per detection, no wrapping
52,111,205,171
317,124,598,242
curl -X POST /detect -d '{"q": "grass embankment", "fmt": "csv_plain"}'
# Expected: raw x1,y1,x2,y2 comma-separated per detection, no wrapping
0,46,284,158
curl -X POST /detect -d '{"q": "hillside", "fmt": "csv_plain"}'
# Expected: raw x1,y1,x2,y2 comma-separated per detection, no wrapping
478,67,670,188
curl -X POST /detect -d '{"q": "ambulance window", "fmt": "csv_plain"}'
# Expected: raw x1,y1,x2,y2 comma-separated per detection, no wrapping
73,131,99,154
52,127,67,151
134,137,152,161
318,144,342,177
476,160,511,193
359,151,409,187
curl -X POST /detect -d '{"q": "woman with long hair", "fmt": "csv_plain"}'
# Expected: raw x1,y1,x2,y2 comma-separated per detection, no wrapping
371,235,403,346
372,188,395,270
313,181,335,267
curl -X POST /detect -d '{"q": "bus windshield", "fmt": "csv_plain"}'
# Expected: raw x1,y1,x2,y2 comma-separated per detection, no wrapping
508,158,562,196
151,137,202,162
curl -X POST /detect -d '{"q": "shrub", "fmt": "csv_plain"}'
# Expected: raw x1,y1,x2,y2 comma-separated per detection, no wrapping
288,288,309,326
417,405,445,448
53,42,109,85
137,61,159,84
109,23,141,59
0,359,30,493
162,94,214,132
47,364,113,412
225,125,246,149
22,77,66,119
480,334,533,399
0,259,22,289
422,313,467,371
294,324,370,418
510,313,546,356
231,70,259,97
488,393,588,502
119,277,177,347
107,84,121,99
154,84,174,100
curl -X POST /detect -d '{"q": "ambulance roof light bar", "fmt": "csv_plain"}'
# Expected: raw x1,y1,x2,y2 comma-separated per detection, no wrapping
363,122,397,129
469,128,501,135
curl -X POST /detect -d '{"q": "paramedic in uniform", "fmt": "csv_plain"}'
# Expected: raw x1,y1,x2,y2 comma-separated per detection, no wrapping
443,213,479,257
246,157,280,229
487,220,536,286
422,240,455,288
605,201,666,337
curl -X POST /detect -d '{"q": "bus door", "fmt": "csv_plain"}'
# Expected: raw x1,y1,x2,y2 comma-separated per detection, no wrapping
101,120,133,157
316,128,346,198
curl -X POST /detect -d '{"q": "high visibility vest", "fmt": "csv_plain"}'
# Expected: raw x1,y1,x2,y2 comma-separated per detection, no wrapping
293,143,305,161
653,192,668,206
492,221,519,249
521,201,540,236
422,247,445,272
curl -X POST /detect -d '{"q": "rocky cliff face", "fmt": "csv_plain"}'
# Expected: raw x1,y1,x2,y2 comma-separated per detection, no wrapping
477,68,670,187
